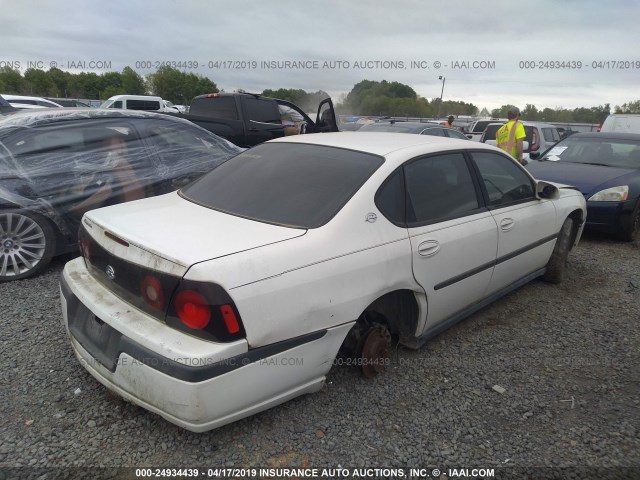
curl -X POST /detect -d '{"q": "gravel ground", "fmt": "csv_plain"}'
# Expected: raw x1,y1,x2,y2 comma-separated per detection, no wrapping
0,233,638,479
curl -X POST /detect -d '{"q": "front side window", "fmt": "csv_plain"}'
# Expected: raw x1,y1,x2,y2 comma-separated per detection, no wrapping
243,98,280,123
404,153,480,225
471,151,535,207
181,143,383,228
542,128,560,142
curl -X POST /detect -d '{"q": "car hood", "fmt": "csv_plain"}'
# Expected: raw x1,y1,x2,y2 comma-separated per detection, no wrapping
526,161,635,195
84,192,307,270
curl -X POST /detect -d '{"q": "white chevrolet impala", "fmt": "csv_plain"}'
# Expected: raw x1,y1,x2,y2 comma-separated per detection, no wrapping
60,133,586,432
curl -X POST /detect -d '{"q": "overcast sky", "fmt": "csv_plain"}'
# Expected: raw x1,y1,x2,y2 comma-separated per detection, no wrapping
2,0,639,111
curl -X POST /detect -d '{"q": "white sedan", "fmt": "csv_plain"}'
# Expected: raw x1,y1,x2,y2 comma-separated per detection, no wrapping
60,133,586,432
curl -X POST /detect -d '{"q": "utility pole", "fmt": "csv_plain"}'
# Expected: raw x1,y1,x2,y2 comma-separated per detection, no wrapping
437,75,446,118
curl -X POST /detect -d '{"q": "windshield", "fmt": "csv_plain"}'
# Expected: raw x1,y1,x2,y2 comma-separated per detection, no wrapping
540,136,640,169
100,100,114,108
180,142,384,228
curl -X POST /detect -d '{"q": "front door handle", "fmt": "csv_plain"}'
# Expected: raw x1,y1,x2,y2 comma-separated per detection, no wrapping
418,240,440,257
500,218,515,231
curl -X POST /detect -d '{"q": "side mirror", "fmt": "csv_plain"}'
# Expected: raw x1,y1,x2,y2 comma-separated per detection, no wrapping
536,180,559,200
530,151,541,160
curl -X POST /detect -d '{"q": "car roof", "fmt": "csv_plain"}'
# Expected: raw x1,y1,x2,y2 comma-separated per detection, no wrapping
361,121,445,131
0,107,189,129
520,121,558,128
270,132,495,157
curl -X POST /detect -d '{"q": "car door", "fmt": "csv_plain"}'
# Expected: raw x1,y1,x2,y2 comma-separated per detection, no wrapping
315,97,339,133
469,151,557,295
404,152,498,330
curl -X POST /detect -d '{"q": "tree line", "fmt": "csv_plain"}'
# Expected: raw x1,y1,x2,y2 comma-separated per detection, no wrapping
0,66,217,105
1,66,638,123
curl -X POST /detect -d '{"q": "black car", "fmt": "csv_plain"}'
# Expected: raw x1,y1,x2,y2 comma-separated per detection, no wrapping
526,132,640,241
358,121,470,139
0,109,242,281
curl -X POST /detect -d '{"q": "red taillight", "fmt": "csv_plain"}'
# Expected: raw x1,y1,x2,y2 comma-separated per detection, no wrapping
206,93,220,98
531,128,540,151
141,275,165,311
175,290,211,329
220,304,240,334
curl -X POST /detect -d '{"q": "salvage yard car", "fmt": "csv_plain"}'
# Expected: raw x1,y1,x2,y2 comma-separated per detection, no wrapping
0,109,241,281
527,132,640,241
61,133,586,432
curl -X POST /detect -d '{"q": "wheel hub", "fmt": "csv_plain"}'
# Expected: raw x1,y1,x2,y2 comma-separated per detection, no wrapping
0,212,47,278
360,324,392,378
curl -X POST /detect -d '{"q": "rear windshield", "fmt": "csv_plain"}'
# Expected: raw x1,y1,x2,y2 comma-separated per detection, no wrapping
190,96,239,119
180,142,384,228
473,121,493,133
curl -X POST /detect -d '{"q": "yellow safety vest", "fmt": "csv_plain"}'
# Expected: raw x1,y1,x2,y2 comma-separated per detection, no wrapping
496,120,524,159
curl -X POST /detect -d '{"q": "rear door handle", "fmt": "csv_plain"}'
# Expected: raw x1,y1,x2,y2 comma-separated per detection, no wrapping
418,240,440,257
500,218,515,231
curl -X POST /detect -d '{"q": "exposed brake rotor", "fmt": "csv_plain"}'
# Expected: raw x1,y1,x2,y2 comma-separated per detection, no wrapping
359,324,391,378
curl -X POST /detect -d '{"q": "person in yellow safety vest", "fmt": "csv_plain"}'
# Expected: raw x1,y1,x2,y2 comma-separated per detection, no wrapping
496,107,526,165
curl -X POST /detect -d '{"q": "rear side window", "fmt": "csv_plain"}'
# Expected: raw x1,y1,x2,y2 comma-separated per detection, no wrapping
126,100,161,111
181,143,384,228
404,153,480,225
375,169,405,225
189,96,239,120
142,121,241,187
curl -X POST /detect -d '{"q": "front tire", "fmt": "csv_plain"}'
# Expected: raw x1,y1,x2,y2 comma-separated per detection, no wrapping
542,217,574,284
0,210,56,281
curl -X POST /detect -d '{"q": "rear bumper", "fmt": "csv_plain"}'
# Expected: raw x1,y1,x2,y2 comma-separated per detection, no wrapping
60,257,353,432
